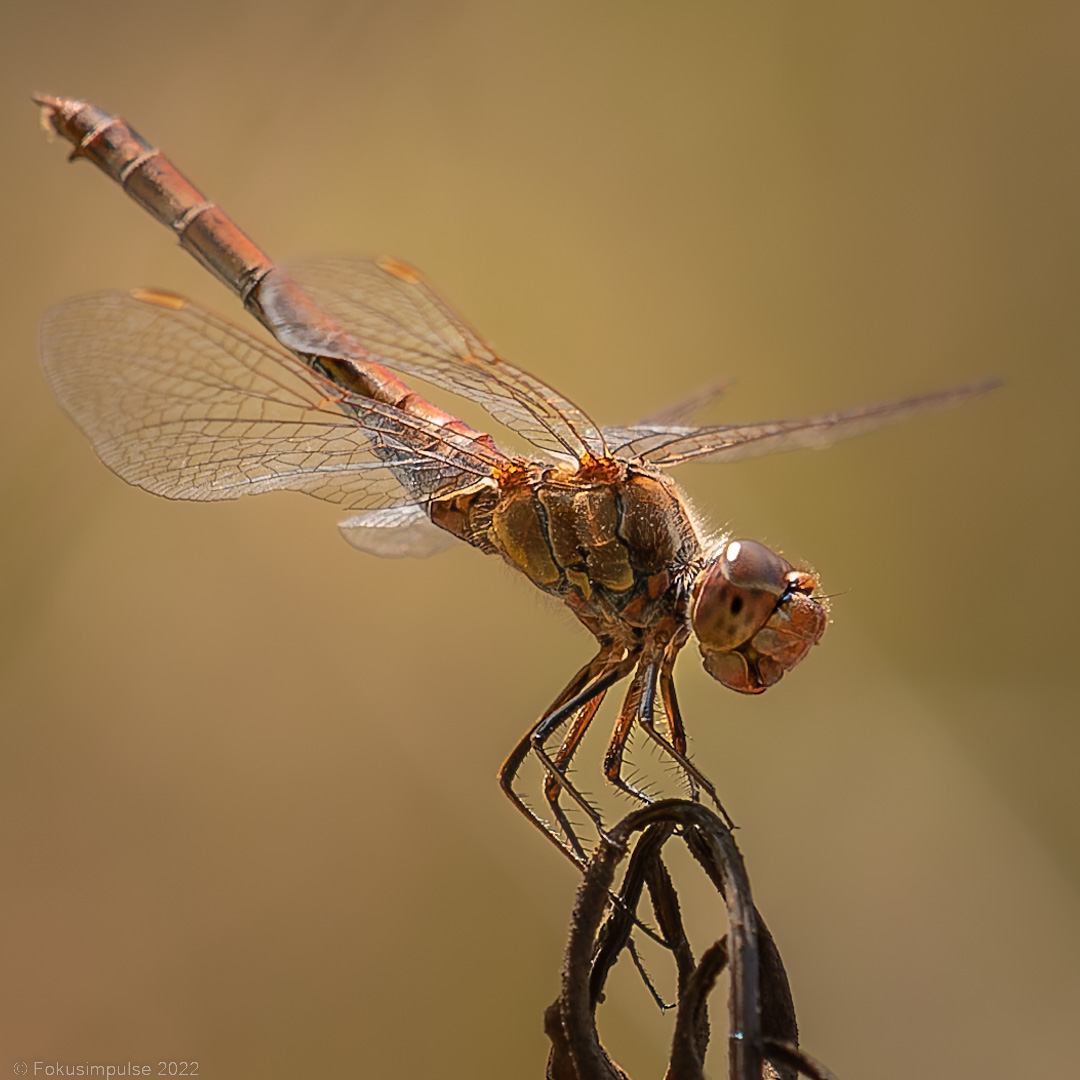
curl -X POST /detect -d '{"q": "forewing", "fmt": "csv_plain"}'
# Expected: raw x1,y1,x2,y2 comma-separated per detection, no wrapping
607,382,999,466
285,255,604,459
41,290,493,510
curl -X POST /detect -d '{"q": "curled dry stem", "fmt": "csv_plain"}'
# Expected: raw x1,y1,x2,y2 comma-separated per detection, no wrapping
544,799,833,1080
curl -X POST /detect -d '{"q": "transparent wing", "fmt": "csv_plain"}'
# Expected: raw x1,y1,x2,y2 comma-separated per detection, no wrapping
337,505,459,558
41,290,499,511
637,377,733,426
284,255,604,459
605,382,1000,466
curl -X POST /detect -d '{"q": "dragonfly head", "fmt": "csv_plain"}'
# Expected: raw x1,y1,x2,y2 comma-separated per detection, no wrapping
690,539,827,694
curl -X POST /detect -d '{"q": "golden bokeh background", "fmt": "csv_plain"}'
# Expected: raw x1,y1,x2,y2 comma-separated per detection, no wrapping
2,2,1077,1076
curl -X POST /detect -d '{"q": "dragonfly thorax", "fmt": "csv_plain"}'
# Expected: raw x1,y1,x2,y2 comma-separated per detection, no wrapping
430,458,702,642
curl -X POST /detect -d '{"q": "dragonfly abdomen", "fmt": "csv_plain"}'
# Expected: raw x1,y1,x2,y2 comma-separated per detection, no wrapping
34,95,492,452
37,97,274,300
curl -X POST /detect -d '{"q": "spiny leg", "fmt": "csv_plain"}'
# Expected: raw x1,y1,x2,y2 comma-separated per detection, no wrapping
658,640,690,758
602,657,657,805
499,651,606,867
528,654,639,854
658,637,697,798
499,646,633,866
539,643,630,819
647,665,715,807
640,659,736,831
542,689,609,857
499,649,684,953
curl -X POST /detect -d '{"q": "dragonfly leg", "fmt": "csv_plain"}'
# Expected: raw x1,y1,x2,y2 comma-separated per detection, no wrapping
639,663,736,831
542,689,609,859
657,640,697,800
602,658,657,805
528,654,638,855
499,646,633,866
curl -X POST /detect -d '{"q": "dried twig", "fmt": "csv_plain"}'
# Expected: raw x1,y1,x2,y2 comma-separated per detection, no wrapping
544,799,835,1080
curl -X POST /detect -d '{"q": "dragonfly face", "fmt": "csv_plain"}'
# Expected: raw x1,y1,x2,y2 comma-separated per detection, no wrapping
691,539,827,694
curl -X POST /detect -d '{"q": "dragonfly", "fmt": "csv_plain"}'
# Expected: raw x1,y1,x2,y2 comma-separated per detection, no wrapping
35,96,995,864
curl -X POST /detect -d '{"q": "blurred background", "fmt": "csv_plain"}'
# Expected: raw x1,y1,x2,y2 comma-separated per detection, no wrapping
2,1,1077,1076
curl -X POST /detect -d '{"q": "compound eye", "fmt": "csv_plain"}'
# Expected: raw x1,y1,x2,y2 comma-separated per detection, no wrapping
692,539,793,653
720,539,793,595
